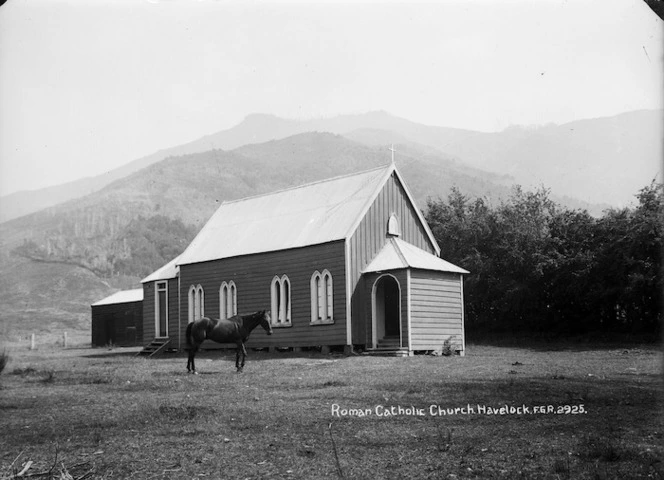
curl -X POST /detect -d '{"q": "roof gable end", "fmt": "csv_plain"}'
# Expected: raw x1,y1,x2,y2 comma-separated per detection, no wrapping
345,164,440,256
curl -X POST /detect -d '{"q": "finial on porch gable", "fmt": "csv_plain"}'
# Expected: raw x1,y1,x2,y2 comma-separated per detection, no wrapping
389,144,396,165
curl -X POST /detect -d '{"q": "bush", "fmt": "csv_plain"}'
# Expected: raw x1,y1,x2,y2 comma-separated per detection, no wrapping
0,350,8,375
441,337,455,356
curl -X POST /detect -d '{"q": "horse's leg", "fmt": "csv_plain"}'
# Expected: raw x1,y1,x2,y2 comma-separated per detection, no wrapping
235,344,242,373
189,343,199,374
240,343,247,371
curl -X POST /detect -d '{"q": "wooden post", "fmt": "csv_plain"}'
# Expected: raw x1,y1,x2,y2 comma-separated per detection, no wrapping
30,334,35,350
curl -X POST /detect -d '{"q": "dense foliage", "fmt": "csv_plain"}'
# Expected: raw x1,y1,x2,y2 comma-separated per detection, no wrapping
426,183,663,337
111,215,198,277
14,214,197,278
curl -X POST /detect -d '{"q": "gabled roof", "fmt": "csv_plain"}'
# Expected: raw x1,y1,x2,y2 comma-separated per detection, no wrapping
363,238,469,274
141,255,181,284
178,164,439,266
92,288,143,307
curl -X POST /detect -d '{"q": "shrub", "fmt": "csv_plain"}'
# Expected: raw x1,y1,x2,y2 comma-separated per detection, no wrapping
0,350,8,374
0,350,8,379
441,336,456,356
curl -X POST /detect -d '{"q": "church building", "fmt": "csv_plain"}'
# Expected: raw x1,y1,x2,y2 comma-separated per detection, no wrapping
141,163,468,355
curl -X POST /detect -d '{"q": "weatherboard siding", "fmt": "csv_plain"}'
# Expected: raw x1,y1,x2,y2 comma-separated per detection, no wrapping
349,172,434,344
178,241,347,348
410,271,464,350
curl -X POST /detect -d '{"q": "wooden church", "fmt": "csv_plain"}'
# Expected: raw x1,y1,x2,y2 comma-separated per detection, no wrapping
140,163,468,356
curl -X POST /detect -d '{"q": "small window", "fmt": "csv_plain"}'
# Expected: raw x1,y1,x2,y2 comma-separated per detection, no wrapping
219,281,237,319
310,270,334,324
387,214,400,236
271,275,291,326
188,284,205,323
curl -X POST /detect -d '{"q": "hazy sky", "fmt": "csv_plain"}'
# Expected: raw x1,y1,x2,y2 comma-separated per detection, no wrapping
0,0,662,196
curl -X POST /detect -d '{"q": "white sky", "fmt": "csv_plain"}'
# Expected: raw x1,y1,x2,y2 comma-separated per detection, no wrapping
0,0,662,196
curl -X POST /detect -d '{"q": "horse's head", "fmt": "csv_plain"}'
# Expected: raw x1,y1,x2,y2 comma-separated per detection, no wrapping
260,310,273,335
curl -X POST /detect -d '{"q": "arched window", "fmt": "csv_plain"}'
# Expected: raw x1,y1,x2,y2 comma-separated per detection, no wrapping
197,285,204,319
219,281,237,319
310,270,334,324
229,282,236,316
271,275,291,326
188,285,195,323
387,214,400,236
188,284,205,323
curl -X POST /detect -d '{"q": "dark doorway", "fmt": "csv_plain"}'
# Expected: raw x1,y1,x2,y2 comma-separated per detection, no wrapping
374,275,401,341
383,278,400,336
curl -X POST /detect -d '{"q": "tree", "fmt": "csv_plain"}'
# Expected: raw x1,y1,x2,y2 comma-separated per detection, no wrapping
425,181,662,338
589,182,663,333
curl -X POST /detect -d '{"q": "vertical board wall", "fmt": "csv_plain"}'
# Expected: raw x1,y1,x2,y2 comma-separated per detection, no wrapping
349,173,435,345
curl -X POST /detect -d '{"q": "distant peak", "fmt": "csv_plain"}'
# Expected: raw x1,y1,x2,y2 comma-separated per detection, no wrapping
363,110,394,118
243,113,281,121
241,110,397,124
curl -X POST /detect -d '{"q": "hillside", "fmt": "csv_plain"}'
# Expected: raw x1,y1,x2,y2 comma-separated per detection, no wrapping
0,256,121,342
482,111,663,207
1,127,659,342
339,111,662,208
0,133,524,339
0,132,518,257
1,109,659,223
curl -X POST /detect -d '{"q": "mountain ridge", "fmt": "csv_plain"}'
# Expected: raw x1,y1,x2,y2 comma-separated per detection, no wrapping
0,132,522,270
0,129,655,340
2,109,659,223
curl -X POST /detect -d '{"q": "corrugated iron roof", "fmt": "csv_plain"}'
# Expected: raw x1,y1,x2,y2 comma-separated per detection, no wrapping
363,238,469,274
141,255,181,284
91,288,144,307
178,164,400,266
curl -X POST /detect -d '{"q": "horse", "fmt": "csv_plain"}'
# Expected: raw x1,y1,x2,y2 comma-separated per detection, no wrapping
186,310,272,374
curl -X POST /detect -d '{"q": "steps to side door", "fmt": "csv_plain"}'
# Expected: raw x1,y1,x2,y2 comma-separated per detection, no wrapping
137,338,171,357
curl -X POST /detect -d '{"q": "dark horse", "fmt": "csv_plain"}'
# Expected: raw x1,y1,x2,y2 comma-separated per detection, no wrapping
186,310,272,374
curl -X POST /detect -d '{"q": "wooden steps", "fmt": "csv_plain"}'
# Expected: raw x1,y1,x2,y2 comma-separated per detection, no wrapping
364,336,411,357
137,338,171,357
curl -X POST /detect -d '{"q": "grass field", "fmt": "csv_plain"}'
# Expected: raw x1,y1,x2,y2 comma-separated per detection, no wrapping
0,343,662,479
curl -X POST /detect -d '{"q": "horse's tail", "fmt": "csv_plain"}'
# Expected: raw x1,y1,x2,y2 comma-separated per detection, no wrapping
186,321,194,347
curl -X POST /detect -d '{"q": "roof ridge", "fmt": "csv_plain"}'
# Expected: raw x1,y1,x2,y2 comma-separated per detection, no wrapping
391,238,410,265
363,237,469,274
218,164,392,206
